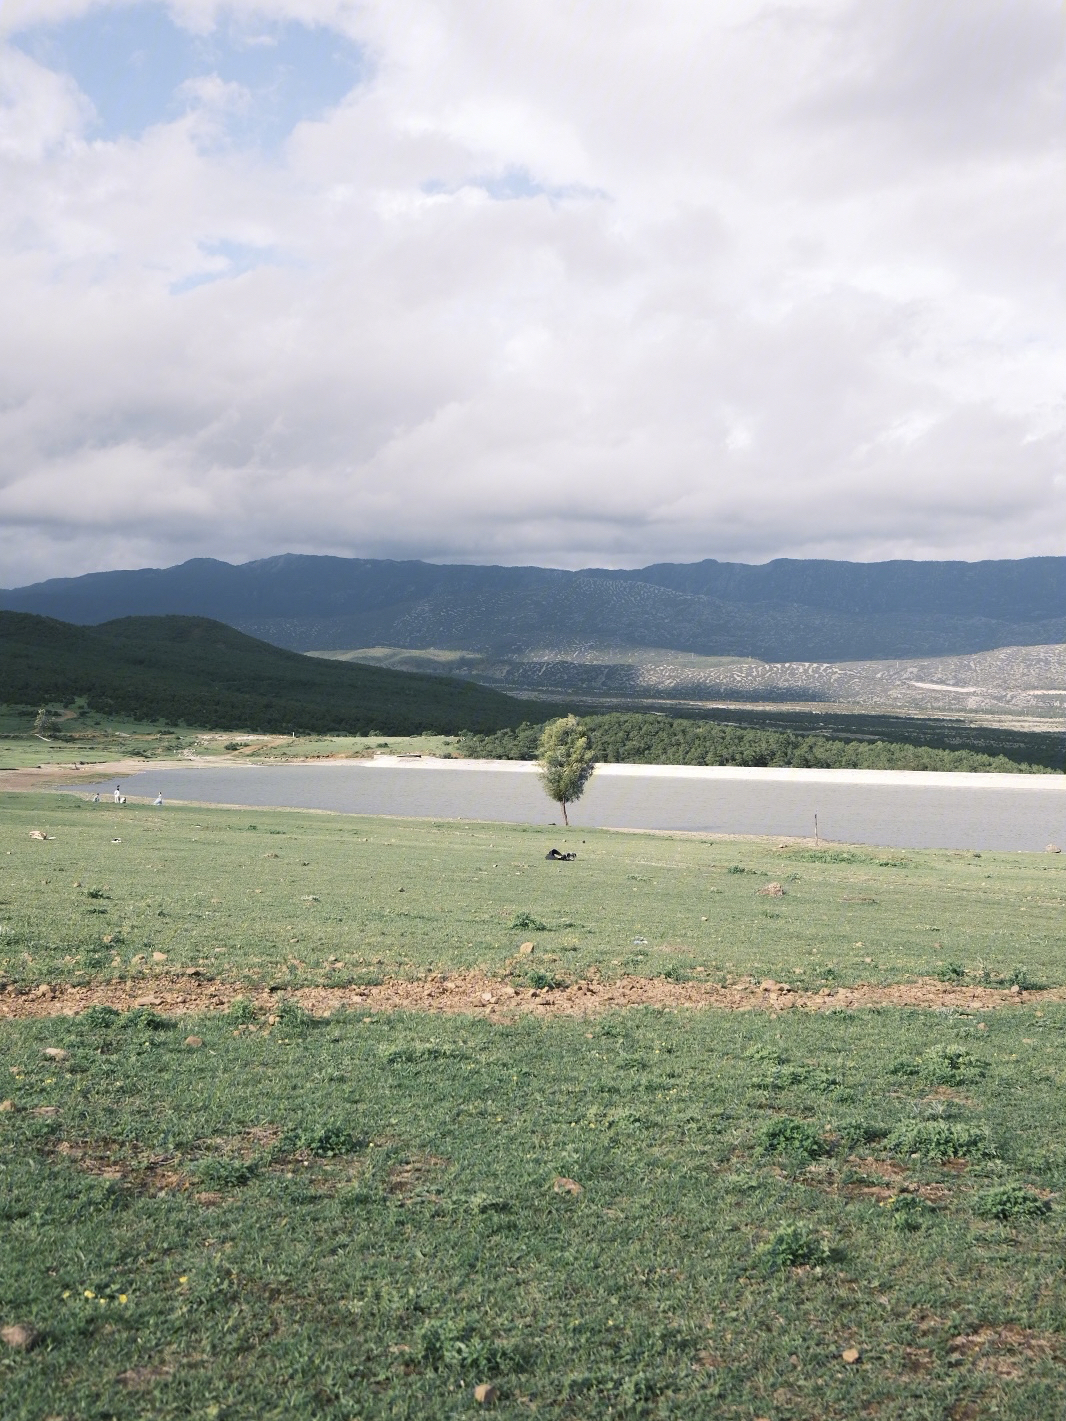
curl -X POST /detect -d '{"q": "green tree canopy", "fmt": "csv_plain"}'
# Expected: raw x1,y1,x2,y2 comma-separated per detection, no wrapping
538,715,595,824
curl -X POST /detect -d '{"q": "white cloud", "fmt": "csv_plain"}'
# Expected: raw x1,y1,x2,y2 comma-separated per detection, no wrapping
0,0,1065,585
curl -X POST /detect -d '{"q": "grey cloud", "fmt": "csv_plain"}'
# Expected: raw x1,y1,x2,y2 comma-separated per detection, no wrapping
0,0,1064,587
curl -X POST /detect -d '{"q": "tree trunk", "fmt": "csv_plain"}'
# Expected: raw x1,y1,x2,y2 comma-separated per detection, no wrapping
561,800,569,825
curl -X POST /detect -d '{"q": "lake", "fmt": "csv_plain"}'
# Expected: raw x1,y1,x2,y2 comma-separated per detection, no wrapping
74,758,1066,852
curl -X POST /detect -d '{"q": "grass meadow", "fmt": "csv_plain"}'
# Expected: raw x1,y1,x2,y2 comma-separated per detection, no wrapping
3,791,1066,992
3,792,1066,1417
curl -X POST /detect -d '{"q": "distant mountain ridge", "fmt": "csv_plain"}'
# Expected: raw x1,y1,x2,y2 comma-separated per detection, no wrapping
4,553,1066,663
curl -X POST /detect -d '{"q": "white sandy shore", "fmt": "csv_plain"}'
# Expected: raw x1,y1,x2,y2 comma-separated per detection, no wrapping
355,755,1066,791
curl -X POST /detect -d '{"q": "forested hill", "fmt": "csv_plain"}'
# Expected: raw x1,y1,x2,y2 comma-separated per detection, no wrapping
461,713,1047,775
5,553,1066,662
0,613,561,735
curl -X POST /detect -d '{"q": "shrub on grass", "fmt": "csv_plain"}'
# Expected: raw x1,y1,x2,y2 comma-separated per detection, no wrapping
885,1194,935,1230
286,1124,364,1157
973,1184,1051,1223
274,999,314,1033
226,997,258,1025
756,1222,831,1273
1005,967,1045,992
80,1005,121,1030
920,1045,987,1085
885,1120,996,1163
935,962,967,983
510,912,547,931
195,1158,256,1189
837,1118,888,1153
527,969,566,990
758,1117,828,1162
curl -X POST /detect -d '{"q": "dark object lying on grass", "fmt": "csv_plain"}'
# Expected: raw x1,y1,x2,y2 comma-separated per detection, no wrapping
545,848,577,861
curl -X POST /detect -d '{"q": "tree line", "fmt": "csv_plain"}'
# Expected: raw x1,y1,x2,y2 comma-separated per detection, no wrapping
460,712,1046,774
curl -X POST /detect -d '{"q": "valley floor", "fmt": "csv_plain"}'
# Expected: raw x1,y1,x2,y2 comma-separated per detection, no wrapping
3,794,1066,1418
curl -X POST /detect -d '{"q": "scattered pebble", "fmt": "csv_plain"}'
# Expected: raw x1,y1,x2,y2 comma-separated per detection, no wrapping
1,1323,40,1351
473,1382,499,1405
42,1047,68,1061
842,1347,861,1364
184,1036,204,1049
518,942,535,955
553,1176,583,1196
758,882,785,897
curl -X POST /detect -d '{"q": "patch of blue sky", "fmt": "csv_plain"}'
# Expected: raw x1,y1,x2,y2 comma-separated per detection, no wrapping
422,167,607,203
169,239,290,295
11,2,366,147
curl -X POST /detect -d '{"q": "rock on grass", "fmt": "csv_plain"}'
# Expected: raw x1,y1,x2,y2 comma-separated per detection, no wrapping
2,1323,40,1351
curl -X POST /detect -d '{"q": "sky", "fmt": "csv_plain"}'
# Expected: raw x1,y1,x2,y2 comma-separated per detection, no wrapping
0,0,1064,586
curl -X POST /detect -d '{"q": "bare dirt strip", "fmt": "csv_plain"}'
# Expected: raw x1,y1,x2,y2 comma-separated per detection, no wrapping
0,973,1056,1021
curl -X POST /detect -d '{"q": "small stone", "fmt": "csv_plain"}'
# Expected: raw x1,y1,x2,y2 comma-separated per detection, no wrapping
184,1036,203,1048
474,1382,499,1405
760,980,778,992
518,942,534,955
1,1323,40,1351
185,967,204,977
758,881,785,897
42,1047,68,1061
1047,844,1061,853
0,1099,16,1112
553,1176,583,1195
28,830,46,841
841,1347,861,1364
1010,984,1022,995
152,952,167,963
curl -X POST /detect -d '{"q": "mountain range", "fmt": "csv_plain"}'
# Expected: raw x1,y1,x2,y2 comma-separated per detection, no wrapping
6,554,1066,668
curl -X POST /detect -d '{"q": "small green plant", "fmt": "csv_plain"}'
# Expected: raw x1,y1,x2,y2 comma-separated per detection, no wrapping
885,1193,934,1231
80,1005,120,1029
935,962,966,983
274,999,314,1033
758,1117,828,1162
226,998,259,1025
837,1118,887,1153
886,1120,996,1163
510,912,548,931
973,1184,1051,1223
527,969,566,990
1005,967,1045,992
756,1221,831,1272
888,1058,920,1077
287,1124,364,1157
195,1158,256,1189
920,1044,987,1085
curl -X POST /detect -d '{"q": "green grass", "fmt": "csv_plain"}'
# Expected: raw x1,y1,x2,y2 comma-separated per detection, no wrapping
3,791,1066,992
3,1006,1066,1418
5,794,1066,1416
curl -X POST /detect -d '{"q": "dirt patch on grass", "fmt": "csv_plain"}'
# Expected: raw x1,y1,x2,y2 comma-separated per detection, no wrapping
948,1325,1060,1378
51,1140,189,1194
1,972,1062,1021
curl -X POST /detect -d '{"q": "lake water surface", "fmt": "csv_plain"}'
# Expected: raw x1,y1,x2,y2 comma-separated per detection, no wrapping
75,759,1066,853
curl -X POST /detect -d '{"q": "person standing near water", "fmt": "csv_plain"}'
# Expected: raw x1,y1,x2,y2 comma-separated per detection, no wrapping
154,792,164,806
113,785,121,803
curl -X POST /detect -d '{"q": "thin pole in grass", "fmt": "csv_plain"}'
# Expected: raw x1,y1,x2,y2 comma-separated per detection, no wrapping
815,813,819,847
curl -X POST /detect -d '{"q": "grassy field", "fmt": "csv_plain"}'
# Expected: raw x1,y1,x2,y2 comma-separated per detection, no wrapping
4,1003,1066,1418
2,792,1065,993
4,793,1066,1417
0,704,462,770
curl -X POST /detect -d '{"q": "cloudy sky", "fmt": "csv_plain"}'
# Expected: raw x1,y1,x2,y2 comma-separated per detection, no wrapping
1,0,1064,585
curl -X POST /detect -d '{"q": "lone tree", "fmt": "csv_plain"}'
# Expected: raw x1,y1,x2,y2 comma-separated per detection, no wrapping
538,715,595,825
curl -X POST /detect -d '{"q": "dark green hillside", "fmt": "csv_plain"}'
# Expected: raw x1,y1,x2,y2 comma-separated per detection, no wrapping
0,612,561,735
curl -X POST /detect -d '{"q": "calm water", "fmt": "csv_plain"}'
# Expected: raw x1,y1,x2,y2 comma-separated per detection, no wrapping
75,759,1066,852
